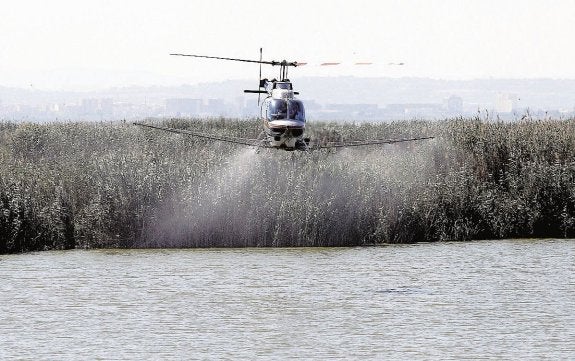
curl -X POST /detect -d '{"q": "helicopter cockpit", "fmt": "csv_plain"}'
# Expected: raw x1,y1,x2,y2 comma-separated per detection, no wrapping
266,99,305,121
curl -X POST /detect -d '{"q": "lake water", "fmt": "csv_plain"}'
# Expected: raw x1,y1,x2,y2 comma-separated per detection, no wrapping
1,239,574,360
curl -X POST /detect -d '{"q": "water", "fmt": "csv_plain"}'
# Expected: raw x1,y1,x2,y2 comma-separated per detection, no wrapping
1,239,574,360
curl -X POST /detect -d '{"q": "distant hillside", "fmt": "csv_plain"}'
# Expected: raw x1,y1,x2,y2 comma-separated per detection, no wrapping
98,77,575,110
2,78,574,110
296,77,575,110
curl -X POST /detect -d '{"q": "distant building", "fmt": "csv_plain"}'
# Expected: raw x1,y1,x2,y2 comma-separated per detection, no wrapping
100,98,113,114
242,98,260,117
81,98,98,114
385,103,443,117
81,98,113,118
317,103,380,120
166,98,201,116
446,95,463,114
48,103,61,112
495,93,518,113
205,98,225,115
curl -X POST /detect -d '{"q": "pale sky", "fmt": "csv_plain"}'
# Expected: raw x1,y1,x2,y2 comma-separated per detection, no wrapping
1,0,574,90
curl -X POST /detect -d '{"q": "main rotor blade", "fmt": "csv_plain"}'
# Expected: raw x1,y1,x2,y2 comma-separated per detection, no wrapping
314,136,434,149
170,53,301,67
306,62,398,66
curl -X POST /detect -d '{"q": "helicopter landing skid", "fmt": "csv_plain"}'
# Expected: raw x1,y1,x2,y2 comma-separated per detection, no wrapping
295,138,311,152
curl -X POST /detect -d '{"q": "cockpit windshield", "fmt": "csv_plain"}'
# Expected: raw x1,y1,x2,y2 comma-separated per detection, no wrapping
267,99,305,121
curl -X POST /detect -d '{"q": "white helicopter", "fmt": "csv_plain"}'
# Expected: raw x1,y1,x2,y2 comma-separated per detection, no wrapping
134,50,433,151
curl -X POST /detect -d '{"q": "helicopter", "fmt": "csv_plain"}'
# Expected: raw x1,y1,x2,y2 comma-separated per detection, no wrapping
134,50,433,151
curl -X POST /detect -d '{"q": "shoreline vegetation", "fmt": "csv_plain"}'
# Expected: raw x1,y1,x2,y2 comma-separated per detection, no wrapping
1,117,575,254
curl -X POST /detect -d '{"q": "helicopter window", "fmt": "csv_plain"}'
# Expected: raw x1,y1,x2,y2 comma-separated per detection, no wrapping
268,99,287,120
274,82,292,90
288,100,305,121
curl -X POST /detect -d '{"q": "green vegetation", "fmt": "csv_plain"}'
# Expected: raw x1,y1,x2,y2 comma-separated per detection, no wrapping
1,117,574,253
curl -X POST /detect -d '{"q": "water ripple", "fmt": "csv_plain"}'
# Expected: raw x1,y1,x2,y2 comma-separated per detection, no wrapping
0,240,574,360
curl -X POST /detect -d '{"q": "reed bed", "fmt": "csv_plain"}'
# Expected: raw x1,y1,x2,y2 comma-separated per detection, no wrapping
1,117,574,253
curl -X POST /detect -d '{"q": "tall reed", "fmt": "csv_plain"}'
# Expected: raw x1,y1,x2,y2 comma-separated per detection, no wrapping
1,117,574,253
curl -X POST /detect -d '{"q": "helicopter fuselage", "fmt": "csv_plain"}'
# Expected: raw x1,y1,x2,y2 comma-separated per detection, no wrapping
259,81,307,150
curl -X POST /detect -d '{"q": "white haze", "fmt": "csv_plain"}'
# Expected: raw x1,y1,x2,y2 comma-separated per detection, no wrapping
1,0,575,90
144,141,438,247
